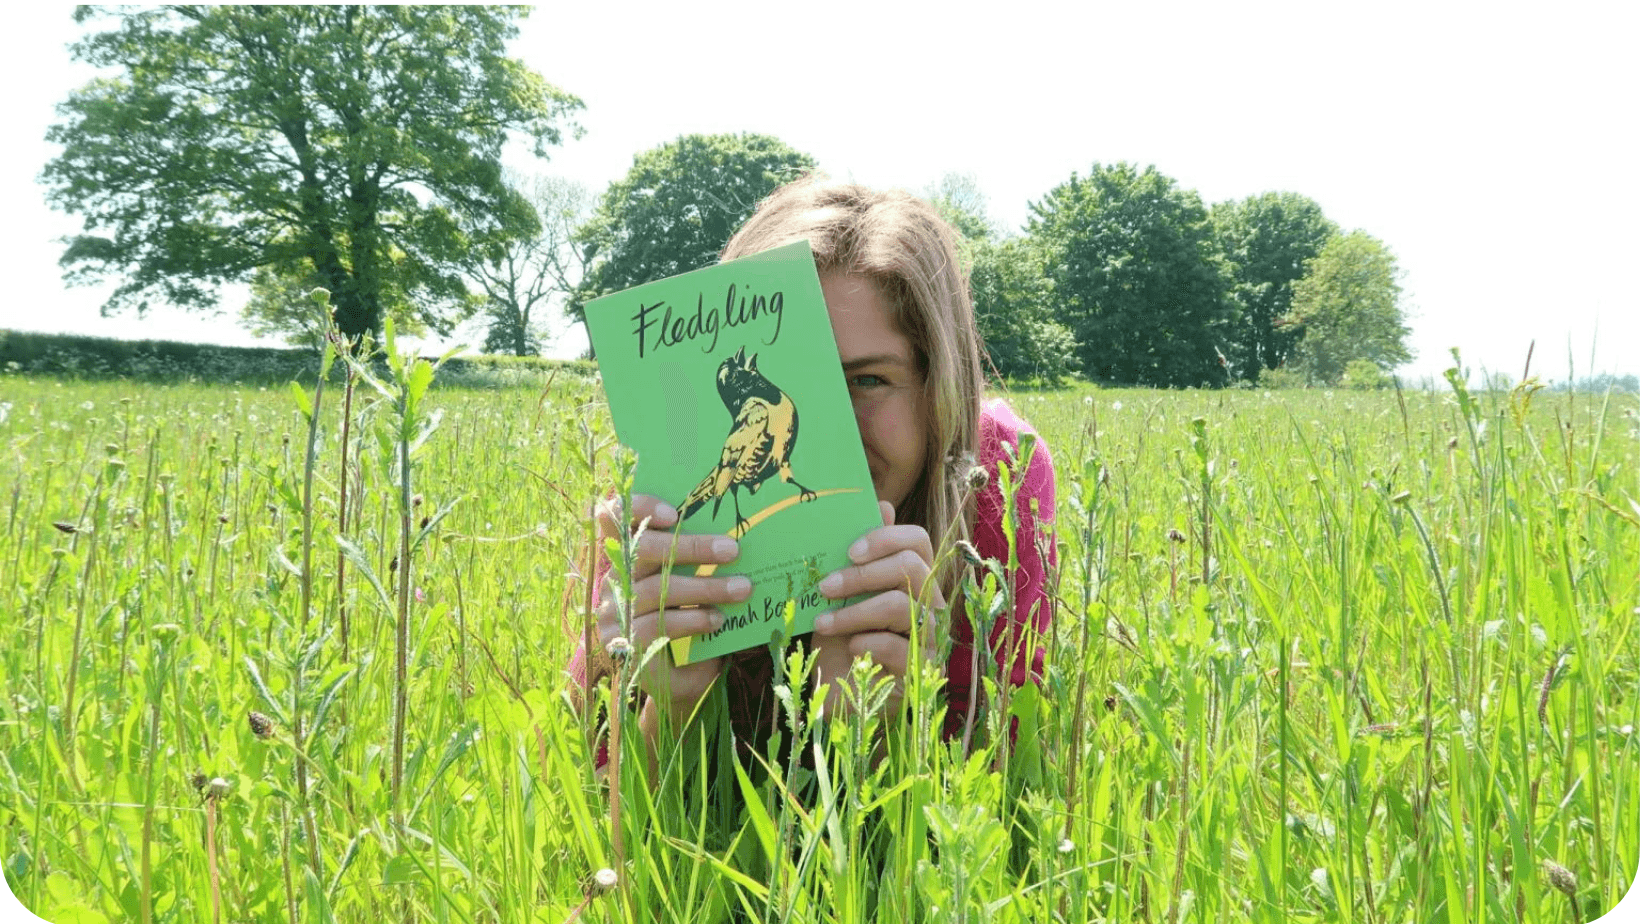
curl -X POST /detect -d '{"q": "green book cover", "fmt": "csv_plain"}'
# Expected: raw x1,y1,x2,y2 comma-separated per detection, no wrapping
584,241,881,664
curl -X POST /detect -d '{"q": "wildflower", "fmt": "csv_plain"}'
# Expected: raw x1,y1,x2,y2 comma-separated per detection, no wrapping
1057,838,1074,854
248,711,274,739
605,636,632,659
593,867,618,891
414,587,426,604
1111,400,1123,411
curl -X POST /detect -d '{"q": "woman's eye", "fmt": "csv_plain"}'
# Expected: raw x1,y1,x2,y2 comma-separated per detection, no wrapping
850,374,887,388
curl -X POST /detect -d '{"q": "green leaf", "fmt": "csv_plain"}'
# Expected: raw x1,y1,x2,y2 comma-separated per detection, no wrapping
242,656,290,727
290,380,313,420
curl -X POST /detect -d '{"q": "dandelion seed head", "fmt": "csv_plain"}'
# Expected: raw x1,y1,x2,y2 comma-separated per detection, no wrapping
207,777,231,800
594,867,618,890
605,636,632,659
1057,838,1074,854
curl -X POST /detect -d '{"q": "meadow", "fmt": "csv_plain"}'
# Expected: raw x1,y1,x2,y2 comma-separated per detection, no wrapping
1,352,1636,924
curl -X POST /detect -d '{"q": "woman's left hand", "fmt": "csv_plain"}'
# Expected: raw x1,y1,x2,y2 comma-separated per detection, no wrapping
811,501,944,714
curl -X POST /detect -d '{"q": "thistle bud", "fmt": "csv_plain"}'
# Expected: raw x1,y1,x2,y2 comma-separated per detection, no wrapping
248,711,274,739
966,466,989,491
1541,859,1578,899
1167,528,1187,544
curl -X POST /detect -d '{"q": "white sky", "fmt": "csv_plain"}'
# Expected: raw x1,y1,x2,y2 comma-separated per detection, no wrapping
1,2,1635,386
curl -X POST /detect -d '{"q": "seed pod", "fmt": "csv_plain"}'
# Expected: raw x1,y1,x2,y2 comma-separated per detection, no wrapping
248,711,274,739
191,772,209,793
1166,528,1187,544
955,540,985,567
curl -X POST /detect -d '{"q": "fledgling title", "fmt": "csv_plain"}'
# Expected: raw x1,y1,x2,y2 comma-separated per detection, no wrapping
630,283,784,358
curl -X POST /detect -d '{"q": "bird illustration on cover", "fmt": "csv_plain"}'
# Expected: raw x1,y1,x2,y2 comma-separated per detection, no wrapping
679,347,816,533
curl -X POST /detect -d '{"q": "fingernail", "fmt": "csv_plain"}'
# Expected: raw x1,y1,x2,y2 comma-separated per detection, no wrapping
654,503,679,525
818,573,842,596
813,613,833,634
848,539,868,562
713,537,738,561
709,611,724,631
726,576,752,599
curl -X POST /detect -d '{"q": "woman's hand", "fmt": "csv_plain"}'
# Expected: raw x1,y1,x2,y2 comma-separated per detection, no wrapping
594,493,747,723
811,501,944,714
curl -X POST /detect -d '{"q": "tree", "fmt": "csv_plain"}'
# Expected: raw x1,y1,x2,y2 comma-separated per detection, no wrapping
1027,163,1231,387
43,6,582,341
1210,192,1338,382
569,133,816,327
968,237,1078,385
1282,231,1412,385
468,172,592,356
923,172,998,242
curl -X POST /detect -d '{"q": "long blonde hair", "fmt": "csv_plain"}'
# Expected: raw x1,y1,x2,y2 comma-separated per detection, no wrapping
721,177,984,596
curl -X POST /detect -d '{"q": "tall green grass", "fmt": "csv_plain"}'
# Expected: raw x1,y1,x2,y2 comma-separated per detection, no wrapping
1,360,1635,923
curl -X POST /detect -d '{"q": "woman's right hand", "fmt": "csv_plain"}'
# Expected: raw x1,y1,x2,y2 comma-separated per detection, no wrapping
594,493,747,722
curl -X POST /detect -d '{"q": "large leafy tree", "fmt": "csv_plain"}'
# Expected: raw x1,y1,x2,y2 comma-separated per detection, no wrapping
569,133,816,327
1283,230,1412,385
1027,163,1231,387
968,237,1078,385
1210,192,1338,382
43,5,581,340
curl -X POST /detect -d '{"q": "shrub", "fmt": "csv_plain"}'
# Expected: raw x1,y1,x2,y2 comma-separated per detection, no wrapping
1341,358,1393,390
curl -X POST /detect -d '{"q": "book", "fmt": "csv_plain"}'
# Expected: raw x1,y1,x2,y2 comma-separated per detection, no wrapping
583,241,882,664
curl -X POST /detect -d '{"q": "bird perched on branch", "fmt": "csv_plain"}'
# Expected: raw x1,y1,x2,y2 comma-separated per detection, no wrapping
679,347,815,533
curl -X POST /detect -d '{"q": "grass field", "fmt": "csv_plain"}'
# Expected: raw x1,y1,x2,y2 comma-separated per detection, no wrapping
1,354,1636,923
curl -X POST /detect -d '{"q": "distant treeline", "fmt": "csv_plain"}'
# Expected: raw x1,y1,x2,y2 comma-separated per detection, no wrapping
0,330,594,388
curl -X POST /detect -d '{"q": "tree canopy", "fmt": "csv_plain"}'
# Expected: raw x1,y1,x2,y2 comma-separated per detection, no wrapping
1210,192,1338,382
1283,230,1412,385
1027,163,1231,387
569,133,816,326
43,5,582,340
968,237,1078,385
